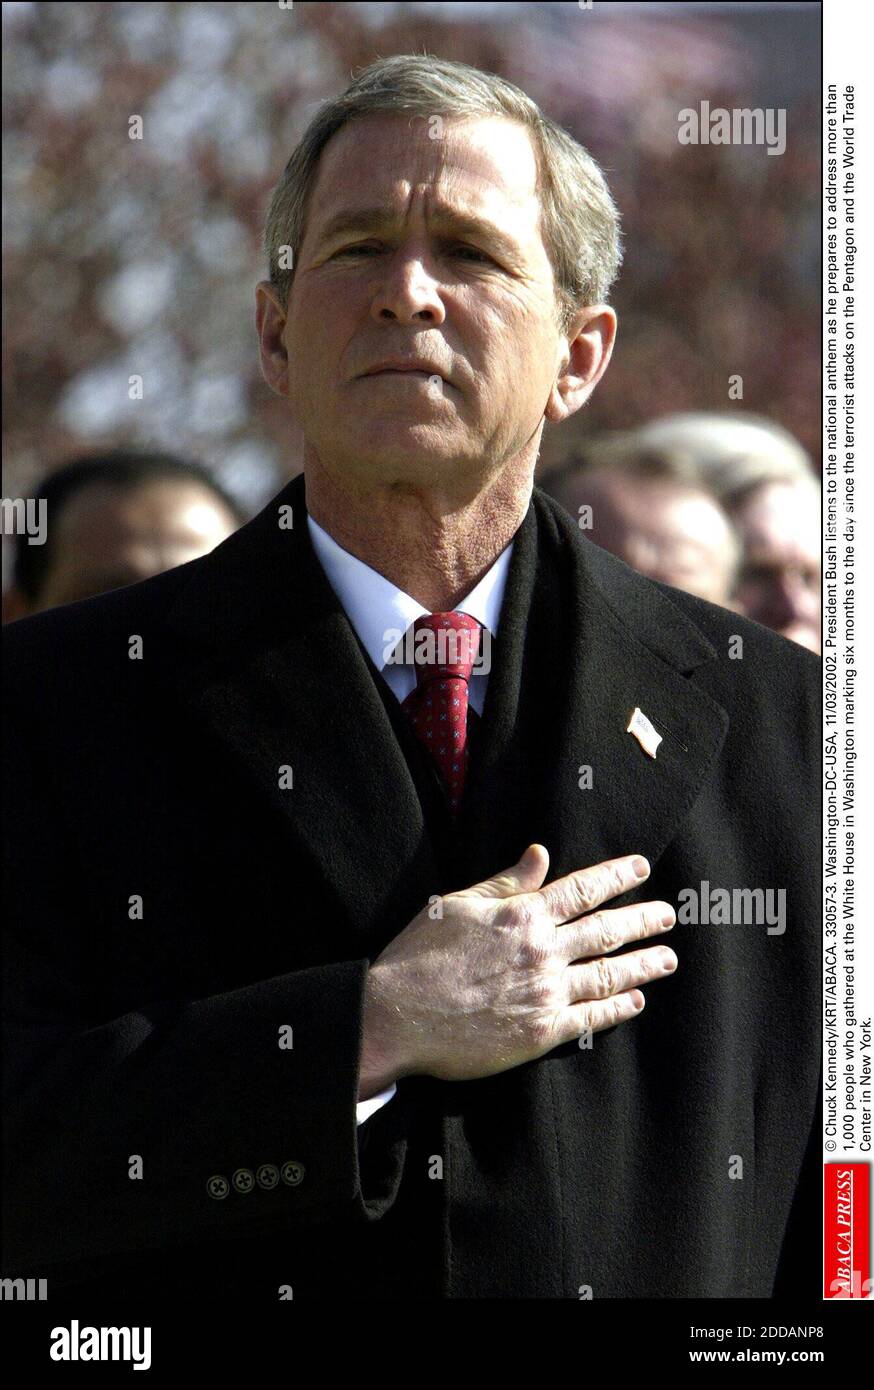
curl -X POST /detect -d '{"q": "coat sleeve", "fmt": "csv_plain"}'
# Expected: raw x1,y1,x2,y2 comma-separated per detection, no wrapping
770,1080,822,1300
1,686,409,1280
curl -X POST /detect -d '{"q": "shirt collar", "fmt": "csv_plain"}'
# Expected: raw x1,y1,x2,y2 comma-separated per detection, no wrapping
307,513,514,674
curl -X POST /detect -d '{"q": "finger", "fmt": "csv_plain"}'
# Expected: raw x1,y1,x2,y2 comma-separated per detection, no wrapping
560,900,676,962
559,989,647,1041
517,854,650,926
463,843,550,901
564,944,678,1005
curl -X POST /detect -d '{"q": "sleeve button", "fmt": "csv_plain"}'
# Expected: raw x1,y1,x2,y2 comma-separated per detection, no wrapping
207,1175,229,1200
281,1160,306,1186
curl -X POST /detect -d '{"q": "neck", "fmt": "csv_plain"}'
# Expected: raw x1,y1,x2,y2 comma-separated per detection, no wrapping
305,456,533,611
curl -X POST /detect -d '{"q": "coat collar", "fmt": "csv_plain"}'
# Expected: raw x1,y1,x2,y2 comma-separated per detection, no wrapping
165,471,728,945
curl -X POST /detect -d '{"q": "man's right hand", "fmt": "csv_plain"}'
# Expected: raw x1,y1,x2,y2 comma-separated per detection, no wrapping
358,844,677,1096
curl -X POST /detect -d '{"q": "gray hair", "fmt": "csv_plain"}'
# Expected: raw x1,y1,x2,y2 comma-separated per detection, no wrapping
263,54,622,334
605,413,816,509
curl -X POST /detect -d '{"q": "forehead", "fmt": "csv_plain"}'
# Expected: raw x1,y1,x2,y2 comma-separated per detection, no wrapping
307,112,541,226
603,476,729,534
55,481,228,549
737,481,819,555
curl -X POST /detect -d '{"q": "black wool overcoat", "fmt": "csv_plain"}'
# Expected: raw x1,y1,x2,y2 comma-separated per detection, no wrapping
2,473,821,1300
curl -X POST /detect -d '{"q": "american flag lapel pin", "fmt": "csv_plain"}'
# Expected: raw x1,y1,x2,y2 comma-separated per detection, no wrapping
626,707,662,759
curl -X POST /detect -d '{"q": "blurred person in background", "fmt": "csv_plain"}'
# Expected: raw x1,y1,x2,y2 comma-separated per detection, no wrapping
610,413,820,653
543,440,740,607
2,451,245,622
726,476,819,654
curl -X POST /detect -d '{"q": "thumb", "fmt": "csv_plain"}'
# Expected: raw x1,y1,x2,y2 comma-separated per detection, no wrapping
463,843,550,901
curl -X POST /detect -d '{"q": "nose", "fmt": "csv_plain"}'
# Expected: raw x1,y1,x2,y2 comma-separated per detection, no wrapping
370,249,446,326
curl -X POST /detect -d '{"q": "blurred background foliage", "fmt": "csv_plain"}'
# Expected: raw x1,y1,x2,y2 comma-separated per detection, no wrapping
2,1,820,513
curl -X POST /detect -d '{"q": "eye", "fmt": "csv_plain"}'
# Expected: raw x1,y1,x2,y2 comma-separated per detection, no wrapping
741,564,772,585
333,243,382,258
451,245,493,263
332,242,494,264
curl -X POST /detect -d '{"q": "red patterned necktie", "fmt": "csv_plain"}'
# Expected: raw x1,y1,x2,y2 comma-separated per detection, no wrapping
400,612,482,814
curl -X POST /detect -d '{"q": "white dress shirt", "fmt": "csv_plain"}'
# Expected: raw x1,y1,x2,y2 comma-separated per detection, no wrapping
306,514,514,1125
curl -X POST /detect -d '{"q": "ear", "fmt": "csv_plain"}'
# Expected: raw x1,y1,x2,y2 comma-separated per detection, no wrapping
255,280,291,399
544,305,617,425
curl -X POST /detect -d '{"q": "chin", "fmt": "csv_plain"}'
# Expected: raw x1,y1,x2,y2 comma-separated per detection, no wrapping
338,427,472,473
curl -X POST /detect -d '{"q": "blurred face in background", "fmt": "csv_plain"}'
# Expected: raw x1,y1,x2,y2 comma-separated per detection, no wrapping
561,470,738,605
730,479,820,653
4,479,239,618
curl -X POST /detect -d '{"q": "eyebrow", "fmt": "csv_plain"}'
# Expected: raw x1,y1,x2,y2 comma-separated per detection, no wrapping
313,206,522,262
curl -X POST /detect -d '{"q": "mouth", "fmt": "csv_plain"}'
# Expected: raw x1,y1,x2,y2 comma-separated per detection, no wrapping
366,368,438,379
359,356,452,384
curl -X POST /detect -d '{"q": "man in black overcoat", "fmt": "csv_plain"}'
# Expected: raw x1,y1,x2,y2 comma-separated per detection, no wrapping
2,55,820,1301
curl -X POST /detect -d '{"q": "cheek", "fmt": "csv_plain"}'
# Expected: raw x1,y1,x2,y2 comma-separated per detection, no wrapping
470,299,555,392
287,283,350,366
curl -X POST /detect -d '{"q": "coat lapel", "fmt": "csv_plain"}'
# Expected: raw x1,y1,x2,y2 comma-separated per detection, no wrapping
164,471,441,950
164,472,730,945
455,489,730,890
